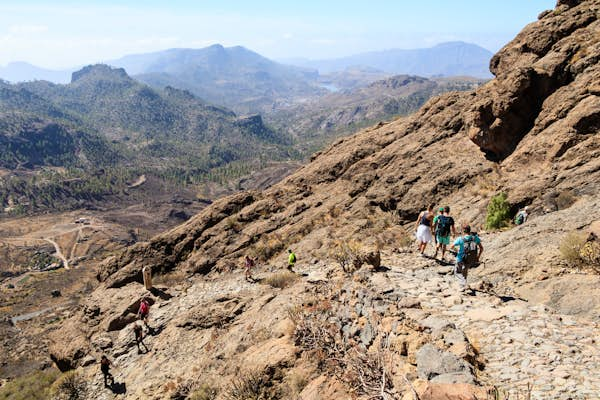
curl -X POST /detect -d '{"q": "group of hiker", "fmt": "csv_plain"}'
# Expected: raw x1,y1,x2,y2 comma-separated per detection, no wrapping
100,297,152,387
415,204,483,290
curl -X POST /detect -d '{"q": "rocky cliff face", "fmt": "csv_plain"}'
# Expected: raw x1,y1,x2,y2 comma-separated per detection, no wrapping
45,1,600,399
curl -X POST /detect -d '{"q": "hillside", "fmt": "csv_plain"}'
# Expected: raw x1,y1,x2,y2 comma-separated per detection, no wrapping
0,65,297,215
267,75,486,153
286,41,494,78
109,45,325,114
4,0,600,399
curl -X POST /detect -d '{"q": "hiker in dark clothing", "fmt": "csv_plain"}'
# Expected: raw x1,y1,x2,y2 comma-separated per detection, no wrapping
100,355,114,387
133,322,149,353
433,206,457,261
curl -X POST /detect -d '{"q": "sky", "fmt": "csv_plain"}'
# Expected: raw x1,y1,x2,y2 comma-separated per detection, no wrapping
0,0,556,69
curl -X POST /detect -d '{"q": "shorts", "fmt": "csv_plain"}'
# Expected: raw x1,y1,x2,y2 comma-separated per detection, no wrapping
436,235,450,245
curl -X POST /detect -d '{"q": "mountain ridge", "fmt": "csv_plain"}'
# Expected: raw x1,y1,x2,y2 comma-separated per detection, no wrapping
281,41,494,78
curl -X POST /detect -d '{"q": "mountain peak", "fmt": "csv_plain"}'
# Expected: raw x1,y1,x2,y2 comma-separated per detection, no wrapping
71,64,130,83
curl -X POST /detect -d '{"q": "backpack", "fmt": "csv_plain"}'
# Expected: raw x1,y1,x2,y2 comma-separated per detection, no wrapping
436,215,452,237
462,236,479,268
514,212,524,225
290,253,296,263
139,301,149,314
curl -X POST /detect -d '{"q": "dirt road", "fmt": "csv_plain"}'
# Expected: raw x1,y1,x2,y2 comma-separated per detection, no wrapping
44,237,69,269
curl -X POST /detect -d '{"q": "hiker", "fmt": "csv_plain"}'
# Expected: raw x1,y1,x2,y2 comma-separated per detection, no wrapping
432,206,444,245
287,249,297,272
244,255,255,282
133,322,149,353
415,204,435,256
138,298,150,329
433,206,457,261
100,355,114,387
514,206,529,225
451,225,483,291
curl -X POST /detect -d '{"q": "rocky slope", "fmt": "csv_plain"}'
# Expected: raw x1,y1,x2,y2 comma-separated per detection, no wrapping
27,0,600,398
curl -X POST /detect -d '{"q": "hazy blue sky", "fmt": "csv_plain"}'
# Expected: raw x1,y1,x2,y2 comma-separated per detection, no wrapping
0,1,556,69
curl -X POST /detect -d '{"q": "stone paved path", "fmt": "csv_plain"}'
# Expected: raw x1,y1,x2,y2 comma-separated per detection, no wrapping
382,251,600,399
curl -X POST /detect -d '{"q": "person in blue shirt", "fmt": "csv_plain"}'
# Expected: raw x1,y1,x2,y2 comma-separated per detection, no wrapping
452,225,483,290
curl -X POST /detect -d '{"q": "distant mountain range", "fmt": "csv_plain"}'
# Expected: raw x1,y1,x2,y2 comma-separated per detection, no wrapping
0,62,73,84
107,44,324,114
281,42,494,78
1,42,492,113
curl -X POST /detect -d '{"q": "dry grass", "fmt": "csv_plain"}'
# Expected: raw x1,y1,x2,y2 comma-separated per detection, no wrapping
263,271,298,289
490,383,533,400
329,239,363,272
225,217,241,232
469,174,500,197
50,371,88,400
0,370,59,400
189,384,219,400
173,378,218,400
396,231,414,250
555,189,577,210
153,269,187,287
282,369,311,398
254,234,285,262
292,303,395,399
222,370,278,400
559,231,587,266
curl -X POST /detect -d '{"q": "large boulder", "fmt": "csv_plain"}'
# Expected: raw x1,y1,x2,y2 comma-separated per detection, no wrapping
416,344,475,384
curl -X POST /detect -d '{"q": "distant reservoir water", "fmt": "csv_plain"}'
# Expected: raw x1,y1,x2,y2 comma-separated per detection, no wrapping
320,83,340,92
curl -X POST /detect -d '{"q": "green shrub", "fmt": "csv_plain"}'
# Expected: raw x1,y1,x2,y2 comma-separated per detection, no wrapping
485,193,511,230
0,370,59,400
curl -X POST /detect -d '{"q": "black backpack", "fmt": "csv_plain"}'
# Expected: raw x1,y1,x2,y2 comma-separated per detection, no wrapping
436,215,452,237
463,235,479,268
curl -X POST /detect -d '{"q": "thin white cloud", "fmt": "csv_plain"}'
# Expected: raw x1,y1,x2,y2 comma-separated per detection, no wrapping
8,24,48,34
311,38,336,45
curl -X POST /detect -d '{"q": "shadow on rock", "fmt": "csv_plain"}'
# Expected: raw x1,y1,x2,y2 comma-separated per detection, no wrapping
149,287,173,300
373,265,391,272
109,381,127,394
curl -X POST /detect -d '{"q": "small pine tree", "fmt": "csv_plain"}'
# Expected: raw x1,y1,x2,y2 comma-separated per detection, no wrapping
485,192,511,230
